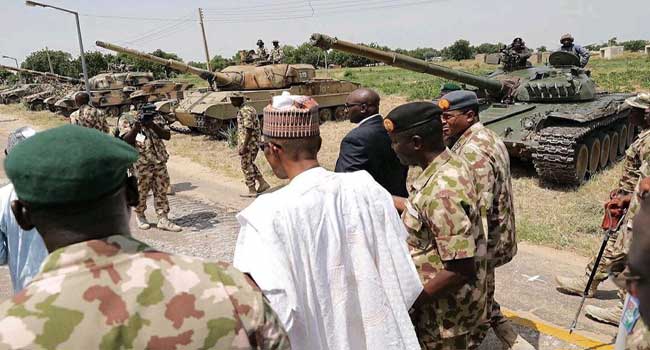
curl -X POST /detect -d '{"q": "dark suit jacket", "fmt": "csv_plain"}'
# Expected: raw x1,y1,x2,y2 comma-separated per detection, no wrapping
335,115,409,197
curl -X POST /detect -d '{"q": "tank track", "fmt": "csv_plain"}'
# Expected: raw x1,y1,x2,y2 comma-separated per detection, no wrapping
169,122,193,134
532,113,628,184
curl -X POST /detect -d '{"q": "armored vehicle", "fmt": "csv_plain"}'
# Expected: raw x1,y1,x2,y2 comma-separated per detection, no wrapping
96,41,359,135
54,70,155,117
0,65,81,110
129,80,194,108
311,33,634,185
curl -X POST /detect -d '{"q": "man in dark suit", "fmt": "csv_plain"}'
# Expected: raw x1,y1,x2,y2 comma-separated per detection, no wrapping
335,88,409,197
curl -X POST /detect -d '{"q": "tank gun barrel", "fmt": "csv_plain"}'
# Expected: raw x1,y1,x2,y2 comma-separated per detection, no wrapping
310,33,504,95
0,64,80,84
95,41,238,89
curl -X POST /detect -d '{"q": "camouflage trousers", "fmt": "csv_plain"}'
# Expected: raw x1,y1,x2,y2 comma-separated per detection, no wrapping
468,268,508,346
134,162,170,216
585,230,625,282
240,147,262,188
420,334,471,350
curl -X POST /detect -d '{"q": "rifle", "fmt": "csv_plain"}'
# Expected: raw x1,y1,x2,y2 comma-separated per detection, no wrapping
568,207,627,334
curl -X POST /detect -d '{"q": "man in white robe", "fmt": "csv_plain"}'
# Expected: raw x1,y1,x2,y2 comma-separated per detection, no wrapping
233,94,422,350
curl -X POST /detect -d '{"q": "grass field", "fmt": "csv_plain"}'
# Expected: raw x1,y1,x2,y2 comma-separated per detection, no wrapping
2,52,648,256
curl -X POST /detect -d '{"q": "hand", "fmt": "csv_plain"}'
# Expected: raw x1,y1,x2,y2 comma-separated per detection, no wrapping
412,289,431,310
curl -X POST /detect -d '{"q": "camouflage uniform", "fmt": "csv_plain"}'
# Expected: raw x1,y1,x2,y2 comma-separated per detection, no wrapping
120,115,171,216
0,235,290,349
256,47,269,62
270,48,284,63
402,148,488,350
237,104,262,189
587,129,650,282
72,104,109,133
449,122,516,342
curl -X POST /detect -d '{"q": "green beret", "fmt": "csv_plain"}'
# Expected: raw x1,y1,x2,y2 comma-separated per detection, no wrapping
384,102,442,133
5,125,138,208
438,90,478,112
441,82,461,91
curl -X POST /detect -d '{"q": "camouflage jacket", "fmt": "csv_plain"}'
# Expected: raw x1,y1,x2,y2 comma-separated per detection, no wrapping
256,48,269,61
450,122,516,268
73,104,109,133
627,317,650,350
619,129,650,194
270,48,284,63
0,235,290,349
119,113,170,165
237,105,260,150
402,148,488,340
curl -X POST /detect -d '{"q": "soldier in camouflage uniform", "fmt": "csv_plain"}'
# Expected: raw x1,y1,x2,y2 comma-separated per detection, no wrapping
387,102,488,349
270,40,285,64
438,91,532,350
232,94,270,197
70,91,109,133
0,125,290,349
255,39,269,63
556,93,650,325
120,104,181,232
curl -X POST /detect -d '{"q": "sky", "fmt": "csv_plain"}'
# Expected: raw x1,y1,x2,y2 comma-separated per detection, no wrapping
0,0,648,65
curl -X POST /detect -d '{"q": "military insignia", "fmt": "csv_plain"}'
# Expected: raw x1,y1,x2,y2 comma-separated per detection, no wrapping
383,118,395,132
438,99,450,111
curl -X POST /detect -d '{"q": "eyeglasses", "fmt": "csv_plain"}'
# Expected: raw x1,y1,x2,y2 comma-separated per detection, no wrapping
343,102,365,110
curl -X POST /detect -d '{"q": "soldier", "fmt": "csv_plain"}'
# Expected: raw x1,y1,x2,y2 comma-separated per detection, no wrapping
502,37,532,70
255,39,269,62
70,91,109,133
558,33,590,67
438,91,532,349
556,93,650,325
270,40,285,64
388,102,488,349
119,104,181,232
231,94,270,197
0,125,290,349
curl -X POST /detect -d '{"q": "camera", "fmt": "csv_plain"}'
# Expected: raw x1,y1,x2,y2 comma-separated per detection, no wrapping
138,104,157,124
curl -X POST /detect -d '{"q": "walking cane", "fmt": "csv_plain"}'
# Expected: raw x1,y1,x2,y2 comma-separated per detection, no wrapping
568,208,627,334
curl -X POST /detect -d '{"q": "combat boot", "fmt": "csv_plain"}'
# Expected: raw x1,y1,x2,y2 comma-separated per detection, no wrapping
257,177,271,194
585,304,623,325
494,321,535,350
554,275,600,297
136,214,150,230
157,215,182,232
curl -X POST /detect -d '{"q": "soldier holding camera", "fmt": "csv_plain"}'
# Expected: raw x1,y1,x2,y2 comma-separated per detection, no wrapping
119,104,181,232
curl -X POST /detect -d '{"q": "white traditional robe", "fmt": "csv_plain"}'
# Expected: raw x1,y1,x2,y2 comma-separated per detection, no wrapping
234,167,422,350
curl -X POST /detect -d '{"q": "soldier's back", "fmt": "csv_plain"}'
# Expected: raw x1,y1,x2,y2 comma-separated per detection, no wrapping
0,235,289,349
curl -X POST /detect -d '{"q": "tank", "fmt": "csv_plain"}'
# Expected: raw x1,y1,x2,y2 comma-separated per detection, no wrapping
310,33,634,185
129,80,194,108
54,70,155,117
96,40,360,135
0,65,82,111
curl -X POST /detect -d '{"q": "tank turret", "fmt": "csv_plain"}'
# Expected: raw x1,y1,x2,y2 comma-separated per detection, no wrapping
310,33,596,103
96,41,317,91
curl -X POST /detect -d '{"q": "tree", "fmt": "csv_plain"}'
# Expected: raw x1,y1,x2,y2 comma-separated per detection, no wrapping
620,40,649,52
608,37,618,47
443,40,473,61
285,43,324,66
474,43,501,54
71,51,115,78
115,49,184,78
209,55,233,71
21,49,78,77
537,46,547,52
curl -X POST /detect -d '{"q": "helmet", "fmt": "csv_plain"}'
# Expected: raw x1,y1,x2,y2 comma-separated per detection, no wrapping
560,33,574,44
513,37,524,44
272,40,279,44
257,39,264,46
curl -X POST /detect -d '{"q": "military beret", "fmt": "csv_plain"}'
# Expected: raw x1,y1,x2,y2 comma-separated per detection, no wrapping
437,90,478,112
384,102,442,133
626,93,650,110
5,125,138,208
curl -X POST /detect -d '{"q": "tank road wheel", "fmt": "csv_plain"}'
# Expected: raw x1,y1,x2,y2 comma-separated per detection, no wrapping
609,131,620,164
585,137,601,173
6,96,19,104
32,102,44,111
318,108,333,124
618,124,628,155
598,133,611,169
574,143,590,184
334,106,347,121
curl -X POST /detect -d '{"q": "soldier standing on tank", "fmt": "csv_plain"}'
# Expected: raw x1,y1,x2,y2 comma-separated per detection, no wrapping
389,102,488,349
438,91,534,350
231,94,270,197
503,37,532,70
255,39,269,62
556,93,650,325
119,104,181,232
0,125,290,349
69,92,109,133
558,33,590,67
270,40,285,64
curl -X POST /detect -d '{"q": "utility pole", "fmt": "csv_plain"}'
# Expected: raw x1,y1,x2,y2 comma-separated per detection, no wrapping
198,8,212,71
45,46,54,73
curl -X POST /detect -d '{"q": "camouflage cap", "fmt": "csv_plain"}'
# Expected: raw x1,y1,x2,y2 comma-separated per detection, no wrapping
560,33,574,43
5,125,138,208
384,102,442,134
438,90,479,112
625,93,650,110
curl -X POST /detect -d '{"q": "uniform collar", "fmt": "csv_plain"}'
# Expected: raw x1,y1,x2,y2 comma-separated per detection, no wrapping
358,114,381,126
450,122,483,152
32,235,149,281
412,148,453,192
